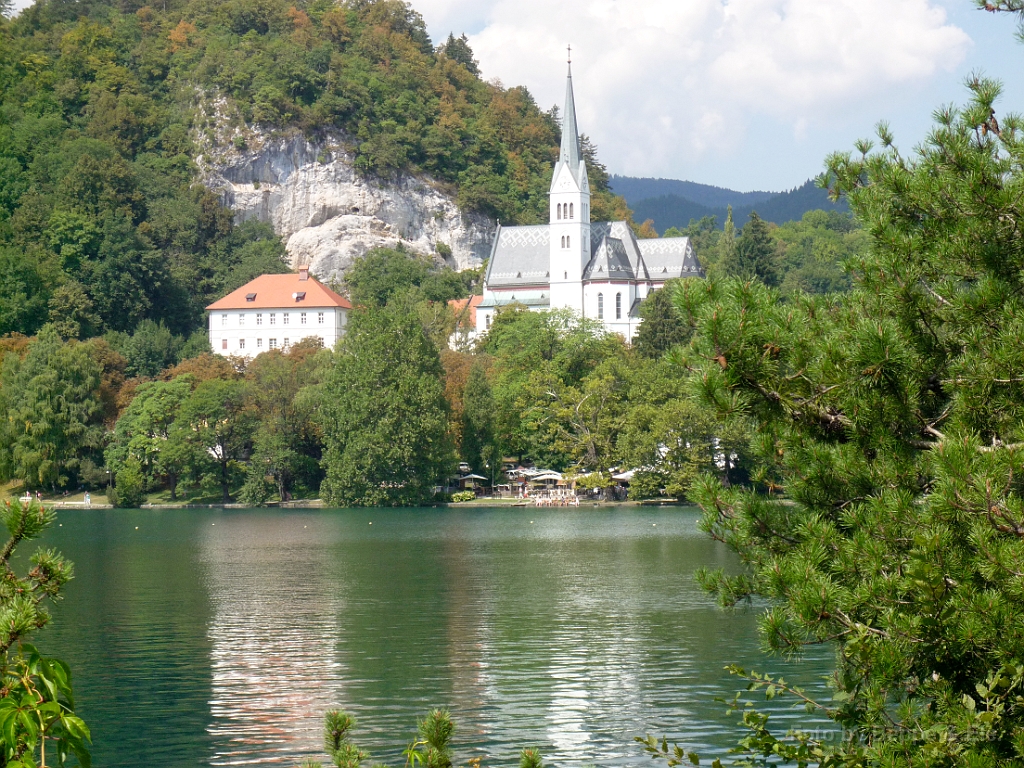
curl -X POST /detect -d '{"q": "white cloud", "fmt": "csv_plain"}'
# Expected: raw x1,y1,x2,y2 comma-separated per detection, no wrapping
449,0,970,185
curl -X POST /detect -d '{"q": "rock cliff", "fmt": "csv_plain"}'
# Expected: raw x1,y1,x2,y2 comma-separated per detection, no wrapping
197,128,494,279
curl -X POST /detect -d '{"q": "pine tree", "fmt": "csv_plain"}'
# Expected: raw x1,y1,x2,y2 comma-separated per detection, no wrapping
654,74,1024,765
729,211,780,286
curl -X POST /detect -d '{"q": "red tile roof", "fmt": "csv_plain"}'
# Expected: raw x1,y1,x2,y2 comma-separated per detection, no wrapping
206,273,352,311
449,294,483,327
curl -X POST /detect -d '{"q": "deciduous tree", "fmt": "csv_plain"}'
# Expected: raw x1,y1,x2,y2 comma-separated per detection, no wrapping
319,304,456,506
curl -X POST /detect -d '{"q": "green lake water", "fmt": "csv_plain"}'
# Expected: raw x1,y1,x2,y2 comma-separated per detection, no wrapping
36,506,834,766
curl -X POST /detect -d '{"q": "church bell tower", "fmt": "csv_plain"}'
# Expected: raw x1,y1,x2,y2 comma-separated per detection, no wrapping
548,53,591,313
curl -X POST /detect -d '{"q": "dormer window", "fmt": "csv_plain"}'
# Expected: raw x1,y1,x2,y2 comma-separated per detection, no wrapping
246,293,257,302
294,291,306,302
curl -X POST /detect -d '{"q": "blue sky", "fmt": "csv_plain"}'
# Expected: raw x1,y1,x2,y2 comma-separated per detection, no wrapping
416,0,1024,192
9,0,1024,193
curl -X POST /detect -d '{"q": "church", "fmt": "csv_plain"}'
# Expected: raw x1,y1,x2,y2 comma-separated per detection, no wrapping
473,61,704,339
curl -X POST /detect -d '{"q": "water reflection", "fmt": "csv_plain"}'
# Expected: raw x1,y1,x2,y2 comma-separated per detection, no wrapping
201,516,346,764
39,507,834,768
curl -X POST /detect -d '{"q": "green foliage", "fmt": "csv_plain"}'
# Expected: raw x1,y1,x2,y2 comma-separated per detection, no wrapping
653,72,1024,765
306,709,535,768
110,455,146,508
437,33,478,75
174,378,255,503
0,328,103,490
459,361,498,477
0,500,89,767
632,281,691,359
726,212,780,286
344,247,471,309
345,247,431,308
319,303,456,506
450,490,475,502
105,376,193,498
106,320,184,378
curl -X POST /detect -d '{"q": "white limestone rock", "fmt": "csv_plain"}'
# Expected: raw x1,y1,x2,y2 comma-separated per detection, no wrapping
197,130,493,279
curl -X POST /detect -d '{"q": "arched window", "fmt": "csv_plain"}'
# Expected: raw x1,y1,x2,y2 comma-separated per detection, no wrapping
564,271,568,279
561,235,565,247
615,292,622,319
569,203,574,219
566,236,570,248
597,292,604,320
557,203,562,220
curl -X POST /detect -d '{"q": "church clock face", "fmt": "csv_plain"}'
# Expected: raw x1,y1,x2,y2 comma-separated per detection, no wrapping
559,178,573,190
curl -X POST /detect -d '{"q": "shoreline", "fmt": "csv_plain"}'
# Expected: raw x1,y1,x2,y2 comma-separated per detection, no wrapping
24,498,688,511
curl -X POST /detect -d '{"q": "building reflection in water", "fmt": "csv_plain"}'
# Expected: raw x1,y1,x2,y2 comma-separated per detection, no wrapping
200,515,347,765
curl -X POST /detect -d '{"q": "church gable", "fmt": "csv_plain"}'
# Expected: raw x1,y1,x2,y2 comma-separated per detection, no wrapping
550,161,582,194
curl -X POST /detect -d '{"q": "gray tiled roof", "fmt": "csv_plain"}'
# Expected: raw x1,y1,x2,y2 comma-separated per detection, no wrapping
485,222,703,291
484,225,551,288
639,237,704,279
583,235,635,280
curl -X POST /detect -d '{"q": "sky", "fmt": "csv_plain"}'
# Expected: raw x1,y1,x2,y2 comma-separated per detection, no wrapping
415,0,1024,192
9,0,1024,192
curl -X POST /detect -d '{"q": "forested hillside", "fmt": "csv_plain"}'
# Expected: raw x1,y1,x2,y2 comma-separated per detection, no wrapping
0,0,626,344
609,176,772,208
629,179,848,233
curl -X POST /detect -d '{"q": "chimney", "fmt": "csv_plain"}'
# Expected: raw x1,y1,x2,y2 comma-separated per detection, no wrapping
299,266,309,281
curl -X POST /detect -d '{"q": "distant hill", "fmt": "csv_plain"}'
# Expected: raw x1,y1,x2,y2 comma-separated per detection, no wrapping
609,176,773,209
624,179,849,232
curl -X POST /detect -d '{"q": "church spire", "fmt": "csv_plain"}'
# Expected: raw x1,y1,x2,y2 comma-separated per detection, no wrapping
560,52,581,173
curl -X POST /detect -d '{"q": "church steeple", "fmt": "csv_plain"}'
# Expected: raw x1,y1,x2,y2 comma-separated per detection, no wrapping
560,58,581,173
549,47,591,314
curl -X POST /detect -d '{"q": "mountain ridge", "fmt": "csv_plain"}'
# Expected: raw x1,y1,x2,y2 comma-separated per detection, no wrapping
611,177,848,232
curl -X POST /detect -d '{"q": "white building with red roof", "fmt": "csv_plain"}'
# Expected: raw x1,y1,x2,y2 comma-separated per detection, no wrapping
206,267,352,359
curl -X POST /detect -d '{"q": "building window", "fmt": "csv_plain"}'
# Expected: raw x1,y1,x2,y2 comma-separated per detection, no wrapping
597,292,604,320
222,339,228,350
301,312,307,325
221,314,228,326
256,313,263,326
564,271,568,279
616,292,622,319
557,203,562,220
239,339,245,349
257,338,263,348
239,313,245,326
269,338,277,349
283,313,289,325
283,338,290,349
566,236,570,249
270,313,276,325
569,202,574,219
485,314,491,329
318,312,325,324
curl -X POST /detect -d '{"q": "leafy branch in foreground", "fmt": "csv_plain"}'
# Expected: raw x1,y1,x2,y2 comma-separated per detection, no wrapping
0,500,89,767
299,710,542,768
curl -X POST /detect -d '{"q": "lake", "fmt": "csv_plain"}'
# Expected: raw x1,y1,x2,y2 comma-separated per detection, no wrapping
36,506,834,767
